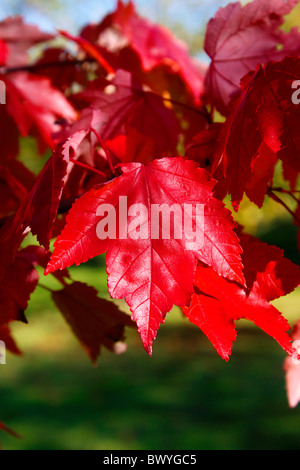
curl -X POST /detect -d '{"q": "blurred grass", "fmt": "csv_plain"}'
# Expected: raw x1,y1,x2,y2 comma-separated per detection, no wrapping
0,255,300,450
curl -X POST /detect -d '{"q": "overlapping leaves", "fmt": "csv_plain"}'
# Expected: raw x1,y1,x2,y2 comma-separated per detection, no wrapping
0,0,300,424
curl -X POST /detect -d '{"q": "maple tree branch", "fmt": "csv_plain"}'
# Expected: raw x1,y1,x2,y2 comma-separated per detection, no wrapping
288,193,300,205
69,157,108,178
2,59,212,125
268,186,300,194
268,186,300,204
160,95,213,123
58,29,115,76
267,188,300,225
0,422,21,440
1,58,96,75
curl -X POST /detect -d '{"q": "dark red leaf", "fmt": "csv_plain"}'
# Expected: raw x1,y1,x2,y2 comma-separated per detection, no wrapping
0,111,107,272
0,246,39,325
204,0,300,114
0,324,21,355
59,30,115,75
51,281,134,363
5,72,76,151
239,232,300,301
217,57,300,208
0,164,28,217
76,69,181,159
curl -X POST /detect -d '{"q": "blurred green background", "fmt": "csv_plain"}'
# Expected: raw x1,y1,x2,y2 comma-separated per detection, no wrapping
1,0,300,451
1,254,300,450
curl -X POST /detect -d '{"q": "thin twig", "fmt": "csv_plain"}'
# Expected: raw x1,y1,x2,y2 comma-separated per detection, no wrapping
267,188,300,225
2,58,211,124
90,127,115,175
1,58,95,75
69,157,107,178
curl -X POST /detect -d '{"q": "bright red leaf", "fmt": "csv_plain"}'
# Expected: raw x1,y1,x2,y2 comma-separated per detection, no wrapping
183,234,300,361
45,157,244,354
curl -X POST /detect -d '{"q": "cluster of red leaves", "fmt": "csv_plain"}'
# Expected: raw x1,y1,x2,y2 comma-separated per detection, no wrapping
1,0,300,427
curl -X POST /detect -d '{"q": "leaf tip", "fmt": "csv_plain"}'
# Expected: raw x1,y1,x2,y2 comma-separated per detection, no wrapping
144,343,153,357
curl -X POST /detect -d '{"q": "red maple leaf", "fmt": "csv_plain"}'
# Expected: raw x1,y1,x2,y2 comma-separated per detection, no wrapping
45,157,244,354
204,0,300,114
51,281,134,363
183,233,300,361
245,143,277,208
75,69,181,159
0,324,21,355
0,164,28,218
91,0,205,102
0,16,53,67
33,47,88,92
216,57,300,209
0,108,108,277
0,246,40,325
4,72,76,151
0,143,70,270
185,123,224,170
79,10,209,139
0,70,77,164
0,0,299,411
